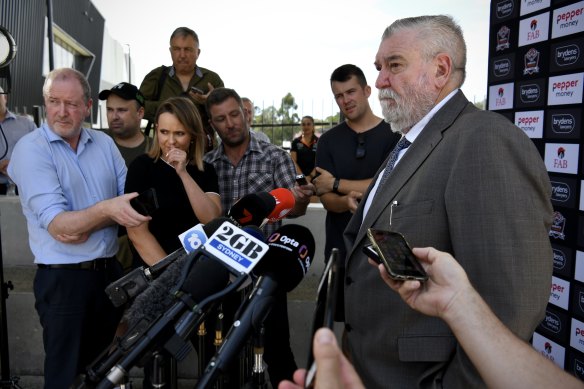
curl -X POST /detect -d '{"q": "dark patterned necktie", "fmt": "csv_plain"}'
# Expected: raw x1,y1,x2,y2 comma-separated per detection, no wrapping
379,137,411,186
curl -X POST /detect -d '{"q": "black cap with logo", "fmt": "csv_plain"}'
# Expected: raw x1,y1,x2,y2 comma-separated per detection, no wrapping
98,82,145,107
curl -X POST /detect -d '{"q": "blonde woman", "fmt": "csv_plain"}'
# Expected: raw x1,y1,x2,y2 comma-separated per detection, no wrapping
125,96,221,266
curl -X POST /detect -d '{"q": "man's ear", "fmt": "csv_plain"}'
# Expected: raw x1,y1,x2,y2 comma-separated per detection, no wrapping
433,53,452,88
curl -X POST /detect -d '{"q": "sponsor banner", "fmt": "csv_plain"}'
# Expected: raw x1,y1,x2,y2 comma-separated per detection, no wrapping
567,348,584,381
492,0,519,23
549,175,578,208
551,208,577,244
551,242,574,279
517,43,549,79
518,11,550,47
533,331,566,368
521,0,551,16
515,78,547,107
488,82,515,110
490,53,516,82
548,72,584,105
576,250,584,282
552,1,584,39
544,142,579,174
537,303,571,344
549,275,570,309
550,37,584,73
492,23,517,54
571,283,584,321
571,317,584,354
545,108,582,139
515,110,544,137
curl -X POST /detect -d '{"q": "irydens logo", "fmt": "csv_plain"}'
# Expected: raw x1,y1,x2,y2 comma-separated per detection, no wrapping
552,114,575,133
520,84,540,102
494,59,511,77
552,248,567,270
542,311,562,334
556,44,580,66
551,181,570,202
496,0,514,18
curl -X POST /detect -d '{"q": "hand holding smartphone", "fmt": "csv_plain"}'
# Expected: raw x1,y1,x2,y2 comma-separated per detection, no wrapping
190,86,204,94
295,174,308,186
130,188,159,216
365,228,428,282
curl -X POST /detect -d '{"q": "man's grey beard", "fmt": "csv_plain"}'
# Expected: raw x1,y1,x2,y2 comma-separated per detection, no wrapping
378,75,436,134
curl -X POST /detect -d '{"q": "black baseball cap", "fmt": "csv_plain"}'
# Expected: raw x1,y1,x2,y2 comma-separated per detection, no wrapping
98,82,145,107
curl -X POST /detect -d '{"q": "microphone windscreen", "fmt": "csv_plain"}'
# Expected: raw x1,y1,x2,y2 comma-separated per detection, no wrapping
228,192,276,227
125,253,188,327
267,188,296,222
254,224,315,292
179,256,231,300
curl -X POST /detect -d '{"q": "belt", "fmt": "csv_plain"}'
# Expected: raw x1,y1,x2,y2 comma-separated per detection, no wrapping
37,256,116,271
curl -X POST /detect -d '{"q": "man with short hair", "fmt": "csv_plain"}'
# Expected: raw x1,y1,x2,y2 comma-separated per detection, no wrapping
342,15,553,388
313,64,399,319
99,82,151,166
8,68,149,388
0,86,35,194
140,27,224,151
204,87,314,388
242,97,271,143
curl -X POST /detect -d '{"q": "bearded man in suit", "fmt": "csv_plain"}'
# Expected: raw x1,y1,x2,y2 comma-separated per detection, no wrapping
342,15,553,389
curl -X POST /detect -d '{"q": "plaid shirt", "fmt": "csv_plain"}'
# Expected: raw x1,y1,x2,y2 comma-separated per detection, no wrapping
204,133,296,236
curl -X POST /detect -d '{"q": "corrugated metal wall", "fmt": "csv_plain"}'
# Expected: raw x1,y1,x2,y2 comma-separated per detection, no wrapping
0,0,105,122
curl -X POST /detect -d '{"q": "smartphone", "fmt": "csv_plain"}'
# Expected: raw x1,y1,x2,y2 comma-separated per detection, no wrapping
130,187,159,216
362,243,381,263
190,86,204,94
366,229,428,282
305,248,339,388
295,174,308,186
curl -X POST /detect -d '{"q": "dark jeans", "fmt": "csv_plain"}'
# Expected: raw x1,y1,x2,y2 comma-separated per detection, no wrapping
34,260,124,389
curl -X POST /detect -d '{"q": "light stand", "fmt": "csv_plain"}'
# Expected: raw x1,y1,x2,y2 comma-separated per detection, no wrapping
0,25,20,389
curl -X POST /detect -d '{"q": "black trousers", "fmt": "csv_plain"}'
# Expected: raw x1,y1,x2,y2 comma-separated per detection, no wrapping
33,260,124,388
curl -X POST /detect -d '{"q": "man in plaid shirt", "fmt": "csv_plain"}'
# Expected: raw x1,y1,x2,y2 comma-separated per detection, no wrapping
203,87,314,387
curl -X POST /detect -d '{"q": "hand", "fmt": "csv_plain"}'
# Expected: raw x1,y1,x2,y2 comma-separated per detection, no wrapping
55,232,90,244
345,191,362,213
0,159,9,176
164,147,188,173
292,182,315,203
278,328,365,389
189,82,215,104
103,193,151,228
374,247,471,319
313,167,335,196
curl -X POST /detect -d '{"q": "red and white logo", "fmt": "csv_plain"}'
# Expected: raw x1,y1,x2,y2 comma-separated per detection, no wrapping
549,275,570,309
488,83,514,110
519,12,549,46
544,143,579,174
552,1,584,39
533,332,565,368
571,317,584,353
514,110,544,138
548,72,584,105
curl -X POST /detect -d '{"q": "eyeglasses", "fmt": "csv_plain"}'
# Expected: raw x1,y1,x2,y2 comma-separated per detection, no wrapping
356,133,366,159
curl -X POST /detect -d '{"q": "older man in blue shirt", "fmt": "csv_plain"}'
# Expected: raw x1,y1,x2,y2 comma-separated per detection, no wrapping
8,68,149,388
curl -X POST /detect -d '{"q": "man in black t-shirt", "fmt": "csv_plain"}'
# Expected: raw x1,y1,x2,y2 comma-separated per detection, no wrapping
314,64,399,319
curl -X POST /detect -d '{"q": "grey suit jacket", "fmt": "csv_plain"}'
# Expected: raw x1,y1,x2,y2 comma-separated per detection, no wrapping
343,91,553,389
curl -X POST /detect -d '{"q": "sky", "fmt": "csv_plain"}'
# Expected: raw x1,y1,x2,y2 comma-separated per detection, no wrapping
91,0,491,120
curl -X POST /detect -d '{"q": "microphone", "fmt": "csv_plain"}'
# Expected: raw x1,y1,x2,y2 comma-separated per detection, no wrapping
105,218,218,308
95,256,231,389
196,224,315,388
95,218,270,388
227,191,276,227
267,188,295,223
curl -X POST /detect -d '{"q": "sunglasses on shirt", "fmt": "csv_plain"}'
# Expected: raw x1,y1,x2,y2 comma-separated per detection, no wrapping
356,133,366,159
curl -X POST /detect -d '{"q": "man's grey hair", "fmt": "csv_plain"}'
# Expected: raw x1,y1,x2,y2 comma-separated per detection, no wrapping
382,15,467,86
42,68,91,102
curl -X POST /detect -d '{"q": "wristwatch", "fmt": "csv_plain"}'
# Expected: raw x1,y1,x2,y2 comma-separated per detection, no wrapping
333,178,340,194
